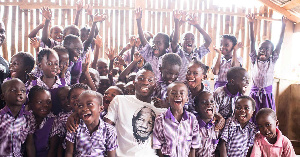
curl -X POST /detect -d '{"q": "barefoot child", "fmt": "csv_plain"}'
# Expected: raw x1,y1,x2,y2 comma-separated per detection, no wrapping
65,90,118,157
247,14,287,119
251,108,296,157
0,79,35,156
220,96,257,157
153,82,200,157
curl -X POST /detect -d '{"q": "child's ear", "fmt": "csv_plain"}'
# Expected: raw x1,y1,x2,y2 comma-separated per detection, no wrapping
99,105,104,112
38,62,42,69
276,120,279,126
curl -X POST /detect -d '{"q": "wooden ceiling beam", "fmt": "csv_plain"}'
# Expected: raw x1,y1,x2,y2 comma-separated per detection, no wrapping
258,0,300,23
281,0,300,10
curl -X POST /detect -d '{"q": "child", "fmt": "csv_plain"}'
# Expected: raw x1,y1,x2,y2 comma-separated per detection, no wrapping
214,67,250,119
28,86,57,157
251,108,296,157
96,58,109,76
53,46,71,85
0,78,35,156
220,96,257,157
65,90,118,157
27,48,66,115
171,11,212,82
124,81,135,95
79,68,100,90
194,91,225,157
7,52,35,83
247,14,287,117
97,76,111,95
136,8,171,81
185,59,210,114
153,82,200,157
118,52,144,83
212,35,243,90
102,86,123,118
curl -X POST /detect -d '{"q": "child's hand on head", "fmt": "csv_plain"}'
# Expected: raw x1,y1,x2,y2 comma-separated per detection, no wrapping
41,7,52,20
213,46,221,54
95,35,103,47
282,16,288,25
30,37,40,49
234,42,243,51
86,4,93,15
187,13,198,25
246,13,255,23
76,0,83,11
105,47,115,61
93,13,107,23
173,10,182,21
135,7,143,20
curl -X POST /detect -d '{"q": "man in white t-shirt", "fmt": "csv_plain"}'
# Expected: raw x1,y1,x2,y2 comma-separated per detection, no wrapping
105,67,166,157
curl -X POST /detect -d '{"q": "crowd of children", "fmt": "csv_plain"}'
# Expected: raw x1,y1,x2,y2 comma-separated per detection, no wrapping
0,2,297,157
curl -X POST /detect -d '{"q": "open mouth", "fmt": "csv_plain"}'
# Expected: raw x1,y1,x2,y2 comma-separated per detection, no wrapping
40,109,49,114
186,43,193,48
238,114,246,120
243,85,248,92
187,78,196,87
10,71,16,77
83,113,92,120
174,99,182,106
140,87,149,92
205,108,213,114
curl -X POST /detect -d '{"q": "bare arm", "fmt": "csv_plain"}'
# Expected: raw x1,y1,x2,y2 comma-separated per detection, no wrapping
28,19,45,38
219,139,227,157
212,47,222,75
246,13,256,53
65,141,74,157
136,8,148,47
47,135,59,157
104,117,115,126
157,149,164,157
171,10,181,52
74,0,83,26
83,52,97,91
91,35,102,69
231,42,243,67
107,150,116,157
188,148,195,157
41,7,52,47
86,4,99,38
119,36,135,56
274,16,287,55
26,134,36,157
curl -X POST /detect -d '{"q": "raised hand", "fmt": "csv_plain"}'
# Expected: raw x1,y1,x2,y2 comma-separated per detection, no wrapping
214,46,221,54
179,11,188,25
93,13,107,23
30,37,40,49
173,10,182,21
135,7,143,20
234,42,243,51
105,47,115,61
129,35,136,47
86,4,93,15
76,0,83,12
282,16,288,25
41,7,52,20
246,13,255,23
187,13,198,25
95,35,103,47
133,51,142,62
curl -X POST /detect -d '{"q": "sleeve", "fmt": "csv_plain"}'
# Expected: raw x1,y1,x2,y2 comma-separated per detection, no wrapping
248,127,257,147
249,50,257,64
250,136,262,157
220,119,231,142
65,131,76,143
64,71,71,86
105,123,118,151
50,117,61,137
195,44,210,60
213,90,221,114
104,96,120,123
152,115,165,149
139,43,152,62
26,113,36,134
283,137,297,157
191,117,201,149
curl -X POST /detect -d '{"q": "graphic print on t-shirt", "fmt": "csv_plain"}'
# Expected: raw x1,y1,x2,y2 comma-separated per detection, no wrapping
132,106,156,144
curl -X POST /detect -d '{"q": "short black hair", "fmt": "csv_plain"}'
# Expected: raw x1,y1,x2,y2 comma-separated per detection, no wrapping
235,96,256,110
221,34,237,47
155,32,170,48
12,52,35,72
50,25,63,34
63,34,81,48
37,48,58,63
262,40,274,51
1,78,24,93
166,81,188,95
106,86,124,95
28,85,50,103
194,91,212,107
256,108,277,122
227,67,247,81
189,58,209,75
80,25,91,33
68,83,90,101
53,45,69,56
141,62,153,72
63,25,80,37
79,90,103,106
161,53,182,68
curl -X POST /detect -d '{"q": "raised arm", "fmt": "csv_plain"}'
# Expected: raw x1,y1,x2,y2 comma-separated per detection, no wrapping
74,0,83,26
82,52,97,91
188,13,212,48
91,35,102,69
119,35,135,56
246,13,256,52
105,48,115,72
212,46,222,75
118,52,142,82
86,4,99,38
232,42,243,67
28,18,45,38
274,16,287,55
41,7,52,47
171,10,181,52
136,8,148,46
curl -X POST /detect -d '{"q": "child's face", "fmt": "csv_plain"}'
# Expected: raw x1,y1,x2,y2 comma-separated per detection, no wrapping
30,90,52,118
9,55,26,79
231,70,250,94
124,82,135,95
0,21,6,47
220,38,234,56
195,93,215,120
78,93,102,126
3,80,26,106
69,88,85,112
90,71,100,89
182,33,195,54
50,26,63,42
66,38,83,62
80,29,89,42
39,52,59,78
186,64,205,89
127,74,136,82
258,41,273,61
160,64,180,85
152,34,168,57
103,88,122,110
134,70,156,98
257,114,278,141
98,78,110,94
167,83,188,112
234,99,254,126
58,88,71,112
58,53,69,73
97,61,109,76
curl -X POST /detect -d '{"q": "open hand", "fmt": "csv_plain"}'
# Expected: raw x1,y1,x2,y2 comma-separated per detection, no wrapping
95,35,103,47
30,37,40,49
187,13,198,25
86,4,93,15
135,7,143,20
76,0,83,11
93,13,107,23
246,13,255,23
41,7,52,20
173,10,181,21
105,47,115,60
234,42,243,51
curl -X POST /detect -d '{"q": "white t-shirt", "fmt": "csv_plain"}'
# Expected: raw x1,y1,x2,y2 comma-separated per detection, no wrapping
105,95,167,157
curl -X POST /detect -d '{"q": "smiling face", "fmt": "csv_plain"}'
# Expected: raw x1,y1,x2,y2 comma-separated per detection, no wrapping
182,33,195,54
167,83,189,112
65,38,83,62
97,61,109,76
0,21,6,47
220,38,234,57
258,41,273,61
134,70,156,99
9,55,27,79
78,93,103,126
152,34,168,57
231,70,250,94
58,87,71,112
257,114,278,142
186,64,205,89
50,26,63,42
57,53,69,73
30,90,52,119
234,98,254,127
39,52,59,78
103,87,122,110
195,92,215,120
124,82,135,95
3,80,26,106
97,77,110,95
69,88,86,112
160,64,180,85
